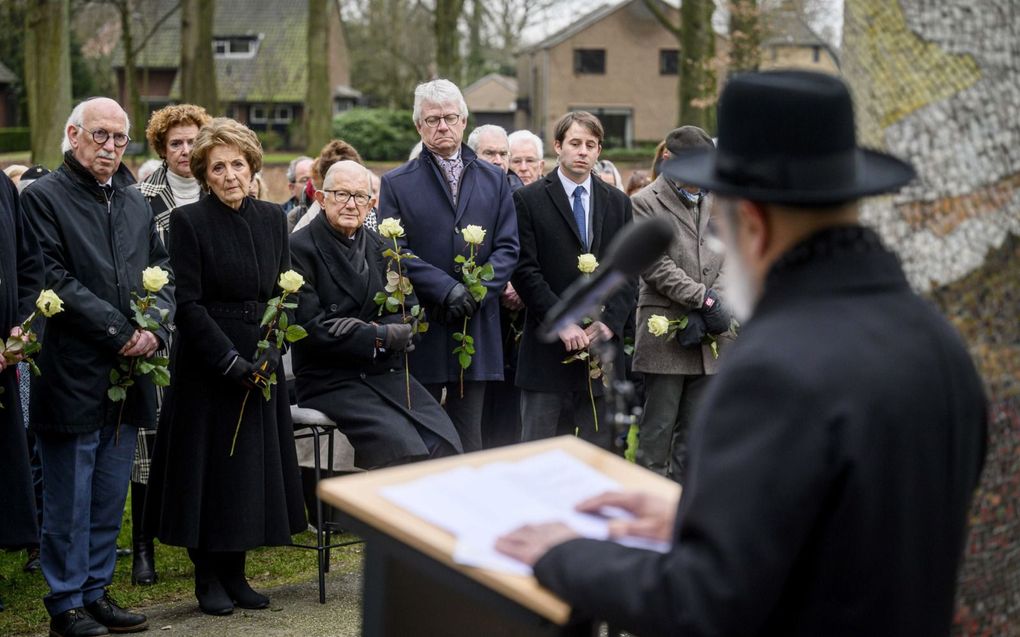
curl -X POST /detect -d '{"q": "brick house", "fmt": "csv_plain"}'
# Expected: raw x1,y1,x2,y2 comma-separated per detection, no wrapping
464,73,517,131
515,0,682,148
112,0,359,148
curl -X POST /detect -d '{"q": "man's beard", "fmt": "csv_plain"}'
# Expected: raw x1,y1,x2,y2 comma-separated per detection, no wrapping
720,245,757,323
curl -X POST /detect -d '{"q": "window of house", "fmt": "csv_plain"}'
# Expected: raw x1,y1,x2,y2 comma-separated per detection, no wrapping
249,105,268,124
573,49,606,74
812,46,821,63
660,49,679,75
213,36,260,59
273,105,293,123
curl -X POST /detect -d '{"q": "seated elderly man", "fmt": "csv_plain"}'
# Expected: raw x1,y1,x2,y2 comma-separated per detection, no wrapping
290,161,462,469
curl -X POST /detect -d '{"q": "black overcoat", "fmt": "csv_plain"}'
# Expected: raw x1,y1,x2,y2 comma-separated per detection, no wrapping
510,170,636,394
145,195,305,551
21,153,175,433
290,215,462,469
533,227,988,637
0,172,42,548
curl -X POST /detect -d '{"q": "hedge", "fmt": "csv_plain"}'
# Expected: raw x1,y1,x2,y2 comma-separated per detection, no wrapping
332,109,419,162
0,127,31,153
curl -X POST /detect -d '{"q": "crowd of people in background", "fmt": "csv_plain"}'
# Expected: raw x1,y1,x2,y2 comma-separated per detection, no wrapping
1,69,986,637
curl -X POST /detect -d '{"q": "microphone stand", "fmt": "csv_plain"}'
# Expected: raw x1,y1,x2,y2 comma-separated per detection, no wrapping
590,327,643,457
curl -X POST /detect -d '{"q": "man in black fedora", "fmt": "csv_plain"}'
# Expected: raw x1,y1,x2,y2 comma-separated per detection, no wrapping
496,70,987,636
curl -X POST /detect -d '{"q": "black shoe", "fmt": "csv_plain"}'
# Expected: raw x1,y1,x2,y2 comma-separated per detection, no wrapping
49,608,109,637
188,548,233,616
84,593,147,633
216,552,269,610
131,541,157,586
24,546,41,573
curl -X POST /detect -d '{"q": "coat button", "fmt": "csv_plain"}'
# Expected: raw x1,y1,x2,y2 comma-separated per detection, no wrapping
453,264,462,273
700,238,705,246
108,326,118,335
329,304,338,312
702,267,710,275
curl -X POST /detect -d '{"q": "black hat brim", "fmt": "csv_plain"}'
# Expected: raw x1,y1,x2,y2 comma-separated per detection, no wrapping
662,147,916,206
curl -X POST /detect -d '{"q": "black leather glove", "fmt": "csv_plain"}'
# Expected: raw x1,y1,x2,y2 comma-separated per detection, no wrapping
325,317,367,337
223,354,260,390
252,345,282,378
676,311,708,349
701,288,733,335
381,323,415,352
443,283,479,323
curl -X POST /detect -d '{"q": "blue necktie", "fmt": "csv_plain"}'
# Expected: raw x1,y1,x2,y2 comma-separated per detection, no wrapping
572,185,587,249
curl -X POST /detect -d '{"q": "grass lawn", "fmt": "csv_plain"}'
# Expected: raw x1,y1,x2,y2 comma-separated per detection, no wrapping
0,498,362,636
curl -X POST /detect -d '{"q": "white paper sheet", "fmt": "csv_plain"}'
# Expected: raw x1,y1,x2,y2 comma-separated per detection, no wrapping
379,449,670,575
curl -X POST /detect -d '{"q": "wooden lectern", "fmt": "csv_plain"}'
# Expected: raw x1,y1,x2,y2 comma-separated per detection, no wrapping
317,436,681,637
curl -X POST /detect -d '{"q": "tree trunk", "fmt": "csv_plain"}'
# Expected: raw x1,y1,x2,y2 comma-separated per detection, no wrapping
305,0,331,154
180,0,217,112
434,0,464,82
24,0,72,168
466,0,485,84
728,0,761,73
679,0,715,131
118,1,146,146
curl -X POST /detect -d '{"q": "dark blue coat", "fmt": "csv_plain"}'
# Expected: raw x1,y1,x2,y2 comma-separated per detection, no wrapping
377,145,519,385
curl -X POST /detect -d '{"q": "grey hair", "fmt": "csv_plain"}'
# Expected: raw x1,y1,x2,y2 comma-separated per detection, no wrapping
466,124,509,152
286,155,313,182
61,98,130,154
323,160,375,196
508,130,544,159
412,79,468,126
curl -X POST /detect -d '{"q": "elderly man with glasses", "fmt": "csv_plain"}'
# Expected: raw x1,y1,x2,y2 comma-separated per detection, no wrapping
21,97,175,637
290,161,462,469
377,80,519,452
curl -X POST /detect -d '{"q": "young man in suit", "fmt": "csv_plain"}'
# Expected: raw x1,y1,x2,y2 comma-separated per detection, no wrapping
511,111,636,449
496,71,987,637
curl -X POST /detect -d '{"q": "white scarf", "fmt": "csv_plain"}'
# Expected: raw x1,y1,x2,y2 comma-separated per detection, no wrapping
166,167,201,207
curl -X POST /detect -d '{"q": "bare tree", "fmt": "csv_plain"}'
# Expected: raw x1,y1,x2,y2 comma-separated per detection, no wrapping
180,0,217,111
643,0,717,131
434,0,465,81
305,0,331,154
25,0,72,167
728,0,762,73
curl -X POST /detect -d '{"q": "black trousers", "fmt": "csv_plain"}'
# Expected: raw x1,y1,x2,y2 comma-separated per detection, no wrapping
637,373,711,482
519,389,612,450
425,381,486,453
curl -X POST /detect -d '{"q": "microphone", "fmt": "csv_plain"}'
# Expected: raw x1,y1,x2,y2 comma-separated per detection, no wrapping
539,217,674,342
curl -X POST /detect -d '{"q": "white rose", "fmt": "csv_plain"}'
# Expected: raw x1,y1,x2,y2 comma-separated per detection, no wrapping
377,217,405,239
278,270,305,294
647,314,670,337
577,253,599,274
141,266,170,293
35,289,64,318
462,225,486,245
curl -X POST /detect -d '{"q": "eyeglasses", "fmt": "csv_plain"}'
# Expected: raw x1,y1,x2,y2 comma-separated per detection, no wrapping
76,125,130,148
511,157,542,166
481,150,509,160
422,114,462,128
322,190,372,206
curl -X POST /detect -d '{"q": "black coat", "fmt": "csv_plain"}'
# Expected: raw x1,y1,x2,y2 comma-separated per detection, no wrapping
377,145,519,384
22,153,175,433
534,227,988,637
145,195,305,551
511,170,636,393
0,172,43,548
289,215,462,468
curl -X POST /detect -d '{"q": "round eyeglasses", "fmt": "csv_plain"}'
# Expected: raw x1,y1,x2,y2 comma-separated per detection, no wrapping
422,114,462,128
76,125,130,148
321,190,372,206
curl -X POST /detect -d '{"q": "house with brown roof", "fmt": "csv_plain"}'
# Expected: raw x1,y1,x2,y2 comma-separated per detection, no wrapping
464,73,517,131
760,0,840,73
112,0,358,148
515,0,682,148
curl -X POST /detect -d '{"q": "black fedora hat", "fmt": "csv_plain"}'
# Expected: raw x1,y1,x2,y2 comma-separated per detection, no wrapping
663,70,916,205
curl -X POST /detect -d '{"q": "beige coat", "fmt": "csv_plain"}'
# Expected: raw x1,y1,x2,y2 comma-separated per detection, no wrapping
632,175,731,376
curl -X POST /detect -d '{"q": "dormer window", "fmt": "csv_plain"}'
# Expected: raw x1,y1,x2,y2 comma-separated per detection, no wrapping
213,36,260,59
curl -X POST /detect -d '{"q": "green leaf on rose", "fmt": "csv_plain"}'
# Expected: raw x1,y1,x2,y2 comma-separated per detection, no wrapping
107,386,127,402
151,366,171,387
458,350,472,369
260,302,278,327
279,313,289,330
285,325,308,342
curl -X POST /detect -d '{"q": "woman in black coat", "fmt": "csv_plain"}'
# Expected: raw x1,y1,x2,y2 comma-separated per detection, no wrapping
145,118,305,616
289,161,462,468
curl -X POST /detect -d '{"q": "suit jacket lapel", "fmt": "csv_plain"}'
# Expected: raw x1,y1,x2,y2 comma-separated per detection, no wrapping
454,159,477,226
422,153,457,213
544,172,584,248
590,178,608,255
654,177,698,235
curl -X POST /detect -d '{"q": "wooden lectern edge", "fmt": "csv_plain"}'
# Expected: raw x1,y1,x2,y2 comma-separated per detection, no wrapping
317,436,681,626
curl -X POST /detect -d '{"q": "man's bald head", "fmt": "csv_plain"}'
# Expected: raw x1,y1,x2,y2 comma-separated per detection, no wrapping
323,160,373,194
63,98,131,182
